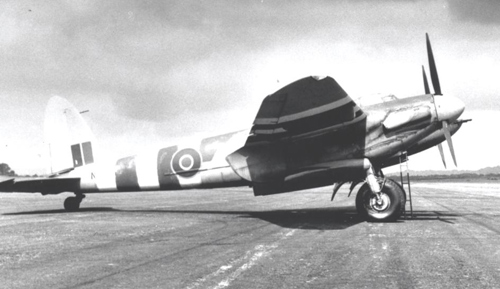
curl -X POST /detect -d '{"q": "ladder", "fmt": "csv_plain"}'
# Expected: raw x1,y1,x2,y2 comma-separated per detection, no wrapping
399,151,413,218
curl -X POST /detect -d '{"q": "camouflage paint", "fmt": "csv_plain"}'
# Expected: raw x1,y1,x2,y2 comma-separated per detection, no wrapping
200,132,238,162
115,156,140,191
157,146,181,189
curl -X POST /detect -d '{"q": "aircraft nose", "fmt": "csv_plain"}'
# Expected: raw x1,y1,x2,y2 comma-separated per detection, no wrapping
433,95,465,122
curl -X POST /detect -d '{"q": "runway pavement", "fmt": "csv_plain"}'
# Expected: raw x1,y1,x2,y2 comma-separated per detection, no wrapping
1,182,500,288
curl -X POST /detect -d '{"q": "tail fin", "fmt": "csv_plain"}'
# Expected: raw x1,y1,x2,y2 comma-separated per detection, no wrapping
44,96,96,174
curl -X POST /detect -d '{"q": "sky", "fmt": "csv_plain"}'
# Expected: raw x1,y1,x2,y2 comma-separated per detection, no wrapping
0,0,499,175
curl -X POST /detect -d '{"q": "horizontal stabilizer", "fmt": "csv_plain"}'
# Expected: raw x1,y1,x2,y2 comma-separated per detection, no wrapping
0,177,81,195
0,178,15,191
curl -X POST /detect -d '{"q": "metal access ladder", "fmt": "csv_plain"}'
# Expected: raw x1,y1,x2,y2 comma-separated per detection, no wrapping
399,151,413,218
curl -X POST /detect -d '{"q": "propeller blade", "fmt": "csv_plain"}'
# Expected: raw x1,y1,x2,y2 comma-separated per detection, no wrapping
442,121,457,166
422,65,430,94
437,143,447,168
426,33,442,95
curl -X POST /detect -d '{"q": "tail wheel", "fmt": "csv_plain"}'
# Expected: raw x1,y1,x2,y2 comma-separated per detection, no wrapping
355,178,406,222
64,196,82,212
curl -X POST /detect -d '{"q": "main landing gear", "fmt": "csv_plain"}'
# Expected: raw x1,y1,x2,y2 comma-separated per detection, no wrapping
355,178,406,222
64,194,85,212
354,164,406,222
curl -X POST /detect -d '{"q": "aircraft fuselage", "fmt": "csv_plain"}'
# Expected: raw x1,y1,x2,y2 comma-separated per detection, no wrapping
74,93,462,195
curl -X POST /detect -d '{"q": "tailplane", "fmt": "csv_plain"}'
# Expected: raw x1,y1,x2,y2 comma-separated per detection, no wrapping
44,96,96,174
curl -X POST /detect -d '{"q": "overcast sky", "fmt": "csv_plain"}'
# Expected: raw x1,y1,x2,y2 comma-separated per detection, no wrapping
1,0,499,175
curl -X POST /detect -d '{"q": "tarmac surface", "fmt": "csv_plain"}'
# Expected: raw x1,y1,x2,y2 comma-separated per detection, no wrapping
1,182,500,289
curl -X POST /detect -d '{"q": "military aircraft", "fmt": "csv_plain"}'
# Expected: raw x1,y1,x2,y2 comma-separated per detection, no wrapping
0,34,468,221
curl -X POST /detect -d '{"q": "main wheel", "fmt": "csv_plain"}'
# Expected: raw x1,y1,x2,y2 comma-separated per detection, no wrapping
64,197,81,212
355,178,406,222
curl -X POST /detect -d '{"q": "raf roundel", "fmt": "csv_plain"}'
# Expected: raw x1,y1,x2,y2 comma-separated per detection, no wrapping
171,148,202,177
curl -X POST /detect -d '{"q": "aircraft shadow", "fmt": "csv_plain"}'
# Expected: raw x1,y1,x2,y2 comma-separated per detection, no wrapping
3,207,115,215
241,206,362,230
4,206,363,230
399,210,462,224
4,208,462,228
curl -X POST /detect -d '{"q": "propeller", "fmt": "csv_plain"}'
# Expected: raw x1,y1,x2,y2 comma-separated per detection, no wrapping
423,65,447,167
436,141,447,168
426,33,441,95
423,33,458,168
442,121,457,166
422,65,430,95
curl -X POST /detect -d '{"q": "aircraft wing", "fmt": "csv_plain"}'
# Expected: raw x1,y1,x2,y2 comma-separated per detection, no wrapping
226,76,367,195
227,156,370,196
0,176,81,195
246,76,365,143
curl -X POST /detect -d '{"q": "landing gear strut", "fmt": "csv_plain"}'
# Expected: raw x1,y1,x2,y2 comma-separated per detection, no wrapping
355,178,406,222
64,194,85,212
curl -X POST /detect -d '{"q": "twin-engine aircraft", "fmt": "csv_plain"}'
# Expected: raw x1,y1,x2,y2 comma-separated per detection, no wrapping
0,34,468,221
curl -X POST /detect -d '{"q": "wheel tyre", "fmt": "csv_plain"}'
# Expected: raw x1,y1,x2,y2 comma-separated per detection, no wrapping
64,197,80,212
355,178,406,222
